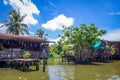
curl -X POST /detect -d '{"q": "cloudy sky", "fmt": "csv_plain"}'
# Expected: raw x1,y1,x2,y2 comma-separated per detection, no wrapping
0,0,120,42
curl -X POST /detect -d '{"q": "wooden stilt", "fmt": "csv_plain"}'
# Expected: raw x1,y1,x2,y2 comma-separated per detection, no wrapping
22,61,25,71
36,61,39,70
43,58,45,72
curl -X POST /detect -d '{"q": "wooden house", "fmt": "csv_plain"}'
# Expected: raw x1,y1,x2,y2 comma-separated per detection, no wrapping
0,33,49,60
108,41,120,60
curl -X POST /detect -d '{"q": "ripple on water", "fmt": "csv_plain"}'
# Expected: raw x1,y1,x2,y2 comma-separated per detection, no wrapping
108,75,120,80
48,65,75,80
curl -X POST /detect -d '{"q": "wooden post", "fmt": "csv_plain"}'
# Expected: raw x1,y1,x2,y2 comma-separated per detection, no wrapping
67,56,70,64
110,55,112,61
43,48,46,72
10,60,14,69
22,61,25,71
0,53,1,60
43,57,45,72
36,61,39,70
10,48,13,59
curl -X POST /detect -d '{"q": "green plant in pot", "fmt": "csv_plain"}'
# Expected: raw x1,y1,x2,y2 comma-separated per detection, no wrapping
23,51,30,59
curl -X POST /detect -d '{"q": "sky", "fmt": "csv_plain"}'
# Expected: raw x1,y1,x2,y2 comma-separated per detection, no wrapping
0,0,120,42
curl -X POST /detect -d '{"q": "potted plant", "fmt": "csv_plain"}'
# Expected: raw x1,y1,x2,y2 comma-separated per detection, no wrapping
23,51,30,59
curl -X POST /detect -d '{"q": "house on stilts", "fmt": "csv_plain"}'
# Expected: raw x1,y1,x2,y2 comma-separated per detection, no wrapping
0,33,54,71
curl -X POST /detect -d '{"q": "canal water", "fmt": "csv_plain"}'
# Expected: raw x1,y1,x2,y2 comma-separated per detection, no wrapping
0,61,120,80
48,65,74,80
47,62,120,80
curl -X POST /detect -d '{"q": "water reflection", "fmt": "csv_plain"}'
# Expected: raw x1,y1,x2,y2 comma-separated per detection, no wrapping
48,65,74,80
108,75,120,80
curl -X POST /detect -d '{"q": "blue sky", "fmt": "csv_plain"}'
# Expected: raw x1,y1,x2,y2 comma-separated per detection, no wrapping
0,0,120,42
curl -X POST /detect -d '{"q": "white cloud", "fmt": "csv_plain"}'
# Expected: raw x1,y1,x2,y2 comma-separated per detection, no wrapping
48,37,60,45
101,29,120,41
49,1,58,9
4,0,40,25
29,31,34,35
42,14,74,30
0,24,7,33
109,12,120,15
49,37,60,43
3,0,8,5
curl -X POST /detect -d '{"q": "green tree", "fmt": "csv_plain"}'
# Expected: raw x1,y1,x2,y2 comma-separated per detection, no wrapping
59,24,106,63
49,44,58,58
1,10,29,35
36,29,44,38
36,29,48,40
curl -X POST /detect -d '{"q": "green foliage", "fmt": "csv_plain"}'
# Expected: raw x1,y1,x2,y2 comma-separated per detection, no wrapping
48,57,61,65
49,43,70,58
59,23,106,61
36,29,44,38
49,44,59,58
57,42,62,54
62,44,68,53
23,51,30,58
61,24,104,48
111,46,115,55
1,9,29,35
36,28,48,41
105,45,116,55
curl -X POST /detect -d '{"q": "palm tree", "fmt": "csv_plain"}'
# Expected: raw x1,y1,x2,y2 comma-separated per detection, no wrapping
36,29,48,40
1,9,29,35
36,29,44,38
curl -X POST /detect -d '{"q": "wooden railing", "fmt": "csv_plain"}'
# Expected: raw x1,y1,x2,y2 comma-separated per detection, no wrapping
0,49,44,60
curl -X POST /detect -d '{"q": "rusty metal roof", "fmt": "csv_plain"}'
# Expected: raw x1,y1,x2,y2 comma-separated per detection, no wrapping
0,33,45,42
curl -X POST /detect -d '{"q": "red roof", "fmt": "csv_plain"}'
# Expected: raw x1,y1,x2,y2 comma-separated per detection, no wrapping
0,33,44,42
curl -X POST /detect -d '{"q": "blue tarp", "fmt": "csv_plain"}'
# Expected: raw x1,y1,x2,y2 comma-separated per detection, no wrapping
91,40,103,50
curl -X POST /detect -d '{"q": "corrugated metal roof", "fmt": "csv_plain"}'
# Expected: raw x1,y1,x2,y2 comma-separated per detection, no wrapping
0,33,44,42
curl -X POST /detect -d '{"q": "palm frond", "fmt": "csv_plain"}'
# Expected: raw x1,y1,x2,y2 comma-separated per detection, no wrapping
2,9,29,35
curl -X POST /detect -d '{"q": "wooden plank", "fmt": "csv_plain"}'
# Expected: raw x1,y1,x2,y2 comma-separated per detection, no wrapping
13,58,39,62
